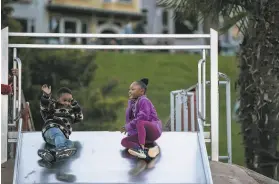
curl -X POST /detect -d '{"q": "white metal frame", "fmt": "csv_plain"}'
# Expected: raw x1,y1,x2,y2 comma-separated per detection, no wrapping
12,119,23,184
218,72,232,164
170,90,196,132
11,55,22,127
210,29,219,162
7,30,219,162
169,30,219,162
8,32,211,38
60,17,82,44
170,77,232,164
5,30,219,184
198,51,208,126
1,27,9,163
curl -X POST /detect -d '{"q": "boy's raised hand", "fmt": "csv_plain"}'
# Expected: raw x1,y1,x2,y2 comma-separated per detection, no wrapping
41,84,51,95
71,99,82,112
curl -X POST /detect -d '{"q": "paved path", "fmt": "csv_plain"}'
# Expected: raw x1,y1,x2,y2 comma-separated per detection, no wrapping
2,159,14,184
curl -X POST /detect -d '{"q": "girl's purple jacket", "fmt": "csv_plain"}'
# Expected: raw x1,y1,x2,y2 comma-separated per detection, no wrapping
125,95,163,136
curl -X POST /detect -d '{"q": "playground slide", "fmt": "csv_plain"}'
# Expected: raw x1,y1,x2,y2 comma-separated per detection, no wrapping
13,131,213,184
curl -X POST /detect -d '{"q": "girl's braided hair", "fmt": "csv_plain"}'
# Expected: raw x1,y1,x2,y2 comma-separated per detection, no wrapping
137,78,149,94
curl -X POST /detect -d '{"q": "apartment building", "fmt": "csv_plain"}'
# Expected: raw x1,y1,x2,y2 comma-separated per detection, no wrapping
10,0,241,54
11,0,143,44
141,0,242,54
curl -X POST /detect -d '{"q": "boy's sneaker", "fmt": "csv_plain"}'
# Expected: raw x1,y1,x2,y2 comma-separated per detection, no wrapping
37,149,55,162
55,147,77,160
128,147,147,159
56,172,76,183
38,159,52,169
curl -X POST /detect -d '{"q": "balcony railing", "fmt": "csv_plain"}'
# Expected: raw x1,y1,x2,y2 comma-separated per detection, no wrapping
49,0,102,8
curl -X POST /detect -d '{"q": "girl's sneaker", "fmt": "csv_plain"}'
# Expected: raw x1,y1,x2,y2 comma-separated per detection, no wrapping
128,147,147,159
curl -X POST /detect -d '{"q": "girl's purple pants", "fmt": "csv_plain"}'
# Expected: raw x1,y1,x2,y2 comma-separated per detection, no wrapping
121,120,161,149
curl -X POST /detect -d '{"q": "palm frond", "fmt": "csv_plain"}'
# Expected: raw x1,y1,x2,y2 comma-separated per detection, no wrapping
219,11,248,35
157,0,246,21
157,0,249,34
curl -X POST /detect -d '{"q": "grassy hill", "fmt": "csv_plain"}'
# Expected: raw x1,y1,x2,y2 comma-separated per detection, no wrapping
92,51,243,165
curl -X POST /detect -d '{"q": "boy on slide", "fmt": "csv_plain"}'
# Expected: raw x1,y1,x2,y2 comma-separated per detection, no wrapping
38,84,83,163
121,78,162,161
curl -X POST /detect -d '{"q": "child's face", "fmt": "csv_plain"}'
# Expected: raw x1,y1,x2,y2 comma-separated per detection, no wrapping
57,93,73,107
128,82,144,99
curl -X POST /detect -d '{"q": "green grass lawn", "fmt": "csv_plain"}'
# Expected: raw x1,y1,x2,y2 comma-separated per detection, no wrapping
92,51,244,166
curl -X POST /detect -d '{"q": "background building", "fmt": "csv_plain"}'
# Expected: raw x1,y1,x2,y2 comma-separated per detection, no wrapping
10,0,241,54
11,0,143,44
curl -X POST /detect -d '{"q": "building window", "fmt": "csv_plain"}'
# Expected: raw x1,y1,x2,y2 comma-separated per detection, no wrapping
64,20,77,44
114,21,122,27
16,18,28,32
82,23,88,45
163,29,168,34
12,0,32,3
31,20,35,32
118,0,132,3
141,9,148,25
15,18,35,32
48,17,60,44
162,10,168,26
50,17,89,44
98,20,106,26
49,17,60,33
18,0,33,3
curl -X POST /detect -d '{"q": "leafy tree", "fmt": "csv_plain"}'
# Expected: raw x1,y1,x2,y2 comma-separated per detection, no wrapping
1,0,21,31
2,0,126,131
159,0,279,180
19,49,126,131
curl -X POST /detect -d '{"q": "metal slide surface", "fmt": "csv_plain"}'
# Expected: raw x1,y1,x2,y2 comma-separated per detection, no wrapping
13,131,212,184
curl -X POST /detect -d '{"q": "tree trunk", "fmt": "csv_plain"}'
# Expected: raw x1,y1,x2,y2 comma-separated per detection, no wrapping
238,1,279,179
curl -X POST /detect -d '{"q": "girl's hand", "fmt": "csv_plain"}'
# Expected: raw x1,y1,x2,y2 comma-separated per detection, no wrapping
11,69,19,77
120,126,127,134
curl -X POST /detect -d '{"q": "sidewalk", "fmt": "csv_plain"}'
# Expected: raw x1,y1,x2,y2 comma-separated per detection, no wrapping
1,159,14,184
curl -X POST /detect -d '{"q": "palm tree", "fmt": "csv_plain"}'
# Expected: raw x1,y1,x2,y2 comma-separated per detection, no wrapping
158,0,279,179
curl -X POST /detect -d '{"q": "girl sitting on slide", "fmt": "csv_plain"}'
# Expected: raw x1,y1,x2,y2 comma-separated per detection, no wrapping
121,78,162,160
